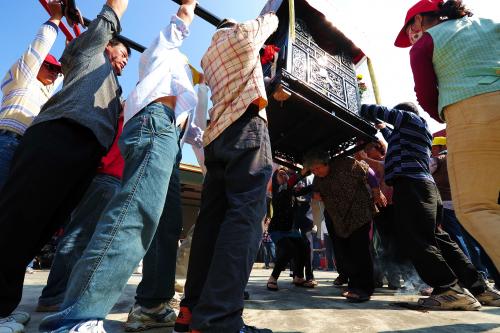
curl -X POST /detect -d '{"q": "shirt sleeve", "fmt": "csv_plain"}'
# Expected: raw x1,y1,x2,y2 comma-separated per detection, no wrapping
2,21,58,93
241,12,279,49
70,5,122,58
185,83,209,148
410,33,442,123
367,167,379,189
360,104,410,129
380,126,393,140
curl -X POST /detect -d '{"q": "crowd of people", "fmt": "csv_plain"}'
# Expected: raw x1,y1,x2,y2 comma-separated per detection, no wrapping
0,0,498,332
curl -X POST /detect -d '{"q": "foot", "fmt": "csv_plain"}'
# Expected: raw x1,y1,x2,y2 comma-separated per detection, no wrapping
125,303,176,332
36,303,61,313
292,277,306,286
300,280,317,288
0,317,24,333
418,288,481,310
238,324,273,332
266,278,278,291
345,290,371,303
6,312,30,325
69,320,106,333
25,267,34,274
333,274,348,286
173,306,192,333
475,285,500,307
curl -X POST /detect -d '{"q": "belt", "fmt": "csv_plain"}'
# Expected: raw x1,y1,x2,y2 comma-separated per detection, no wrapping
0,129,22,140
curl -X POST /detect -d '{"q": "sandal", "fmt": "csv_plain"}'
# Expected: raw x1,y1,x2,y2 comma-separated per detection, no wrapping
293,277,306,286
267,280,279,291
345,290,371,303
301,280,318,288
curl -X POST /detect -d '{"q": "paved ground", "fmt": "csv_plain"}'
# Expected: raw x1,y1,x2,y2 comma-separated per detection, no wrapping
18,269,500,333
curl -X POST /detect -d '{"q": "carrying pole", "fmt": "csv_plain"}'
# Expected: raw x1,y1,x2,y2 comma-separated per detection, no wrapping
169,0,222,27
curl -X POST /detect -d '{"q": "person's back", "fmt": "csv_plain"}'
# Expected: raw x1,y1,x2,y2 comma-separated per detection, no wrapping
426,16,499,117
360,103,434,186
200,13,278,146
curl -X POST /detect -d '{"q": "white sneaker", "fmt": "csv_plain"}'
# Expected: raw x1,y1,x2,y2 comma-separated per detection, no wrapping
0,317,24,333
8,312,30,325
69,320,106,333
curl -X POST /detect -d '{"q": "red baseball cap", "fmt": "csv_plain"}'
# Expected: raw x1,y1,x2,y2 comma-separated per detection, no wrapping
394,0,443,48
44,54,62,69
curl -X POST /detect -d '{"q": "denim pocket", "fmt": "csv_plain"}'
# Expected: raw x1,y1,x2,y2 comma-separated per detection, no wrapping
119,114,146,160
148,107,175,136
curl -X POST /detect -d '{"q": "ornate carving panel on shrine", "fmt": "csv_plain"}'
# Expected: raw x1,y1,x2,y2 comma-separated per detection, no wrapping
291,19,359,113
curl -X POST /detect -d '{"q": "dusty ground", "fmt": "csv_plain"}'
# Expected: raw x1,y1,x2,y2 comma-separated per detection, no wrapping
18,269,500,333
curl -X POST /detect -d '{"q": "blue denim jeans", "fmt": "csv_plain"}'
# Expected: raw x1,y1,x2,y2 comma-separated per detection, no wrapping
38,173,122,307
40,103,181,332
0,132,20,190
262,242,276,267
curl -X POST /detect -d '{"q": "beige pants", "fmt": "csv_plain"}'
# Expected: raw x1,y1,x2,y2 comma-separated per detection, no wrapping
444,91,500,271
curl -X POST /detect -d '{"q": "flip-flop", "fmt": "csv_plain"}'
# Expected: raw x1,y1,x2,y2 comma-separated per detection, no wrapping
267,281,279,291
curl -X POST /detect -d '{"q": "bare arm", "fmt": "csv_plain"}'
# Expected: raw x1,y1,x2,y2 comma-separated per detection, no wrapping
47,0,63,26
177,0,197,26
106,0,128,19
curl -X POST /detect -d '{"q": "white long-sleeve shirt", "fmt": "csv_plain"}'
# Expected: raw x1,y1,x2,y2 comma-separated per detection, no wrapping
124,15,197,125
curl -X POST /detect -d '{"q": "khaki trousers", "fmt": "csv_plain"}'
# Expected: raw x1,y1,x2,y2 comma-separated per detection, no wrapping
444,91,500,271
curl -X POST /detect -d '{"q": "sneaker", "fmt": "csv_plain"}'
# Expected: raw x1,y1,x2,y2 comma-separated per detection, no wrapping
172,306,192,333
25,267,34,274
7,312,30,325
0,317,24,333
125,303,176,332
238,324,273,333
475,285,500,307
69,320,105,333
418,288,481,310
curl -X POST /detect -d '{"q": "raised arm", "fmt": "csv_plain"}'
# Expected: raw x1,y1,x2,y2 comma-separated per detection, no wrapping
177,0,197,27
242,12,279,49
360,104,410,129
106,0,128,19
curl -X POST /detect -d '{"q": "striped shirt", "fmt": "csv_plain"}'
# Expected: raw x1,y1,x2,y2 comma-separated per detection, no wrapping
0,21,60,135
360,104,434,185
201,13,279,146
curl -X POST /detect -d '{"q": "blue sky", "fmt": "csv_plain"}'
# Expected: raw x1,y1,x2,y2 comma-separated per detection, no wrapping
1,0,497,164
0,0,268,165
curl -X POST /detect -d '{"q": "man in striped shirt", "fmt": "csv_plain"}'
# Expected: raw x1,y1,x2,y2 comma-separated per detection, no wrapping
0,0,63,189
360,102,499,310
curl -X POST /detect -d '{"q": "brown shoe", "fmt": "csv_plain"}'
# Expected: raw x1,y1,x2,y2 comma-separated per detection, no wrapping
35,303,60,312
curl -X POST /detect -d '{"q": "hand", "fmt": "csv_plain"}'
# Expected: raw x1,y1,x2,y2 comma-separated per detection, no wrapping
106,0,129,19
47,0,63,22
372,189,387,208
375,122,386,130
198,73,205,84
312,192,322,201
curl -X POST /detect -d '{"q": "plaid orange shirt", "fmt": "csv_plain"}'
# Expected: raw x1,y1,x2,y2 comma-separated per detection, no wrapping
201,13,279,146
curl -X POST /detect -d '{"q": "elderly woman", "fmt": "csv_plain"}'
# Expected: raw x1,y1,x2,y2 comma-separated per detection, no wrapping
395,0,500,272
304,149,378,302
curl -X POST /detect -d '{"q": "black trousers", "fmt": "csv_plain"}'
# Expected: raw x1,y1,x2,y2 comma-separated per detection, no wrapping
0,119,104,316
271,236,311,280
324,213,347,276
332,223,374,295
393,178,486,294
180,110,273,333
